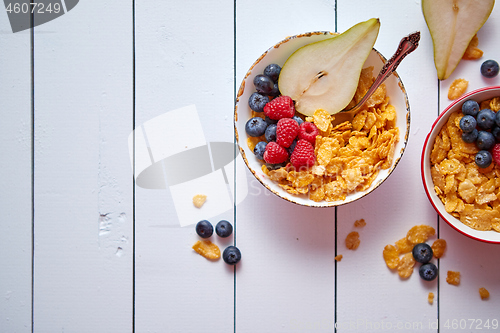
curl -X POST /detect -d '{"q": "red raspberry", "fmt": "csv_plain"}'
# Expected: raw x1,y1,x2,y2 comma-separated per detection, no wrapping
290,139,315,170
276,118,299,148
492,143,500,165
298,122,319,144
264,96,295,120
263,142,289,164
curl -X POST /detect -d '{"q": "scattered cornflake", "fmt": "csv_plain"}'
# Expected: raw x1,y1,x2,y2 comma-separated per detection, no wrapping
462,34,483,60
334,255,343,262
192,240,221,260
345,231,360,250
354,218,366,228
395,237,414,254
446,270,461,286
406,225,436,245
383,244,400,269
448,78,469,100
397,253,416,279
428,292,435,305
479,287,490,300
431,239,447,258
192,194,207,208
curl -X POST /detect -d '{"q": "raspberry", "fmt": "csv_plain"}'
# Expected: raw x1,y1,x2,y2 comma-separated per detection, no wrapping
492,143,500,165
276,118,299,148
290,139,315,170
298,122,319,144
263,95,295,120
263,142,289,164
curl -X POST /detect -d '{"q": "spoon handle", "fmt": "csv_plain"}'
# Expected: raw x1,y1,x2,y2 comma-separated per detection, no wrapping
348,31,421,113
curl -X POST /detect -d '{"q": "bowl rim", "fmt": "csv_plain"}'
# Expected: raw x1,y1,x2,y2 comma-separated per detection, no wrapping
234,31,410,208
421,85,500,244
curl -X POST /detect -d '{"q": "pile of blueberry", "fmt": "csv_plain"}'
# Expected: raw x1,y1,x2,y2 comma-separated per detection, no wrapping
459,99,500,168
196,220,241,265
413,243,438,281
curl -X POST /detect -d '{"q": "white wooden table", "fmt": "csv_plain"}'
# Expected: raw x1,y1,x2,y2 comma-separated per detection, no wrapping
2,1,500,332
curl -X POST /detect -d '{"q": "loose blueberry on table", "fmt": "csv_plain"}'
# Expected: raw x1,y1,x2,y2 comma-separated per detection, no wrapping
412,243,433,264
196,220,214,238
480,59,500,78
419,263,438,281
223,246,242,265
215,220,233,238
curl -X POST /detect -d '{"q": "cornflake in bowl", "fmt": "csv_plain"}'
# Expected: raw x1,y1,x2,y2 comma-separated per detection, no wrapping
421,86,500,243
234,31,410,207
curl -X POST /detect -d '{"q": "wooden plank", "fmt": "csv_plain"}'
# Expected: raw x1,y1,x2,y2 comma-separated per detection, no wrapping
336,1,439,331
0,16,32,333
32,1,133,331
235,1,336,332
134,0,235,332
438,4,500,331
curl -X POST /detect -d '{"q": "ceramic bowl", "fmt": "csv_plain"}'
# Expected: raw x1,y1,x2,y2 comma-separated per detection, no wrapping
421,86,500,243
234,31,410,207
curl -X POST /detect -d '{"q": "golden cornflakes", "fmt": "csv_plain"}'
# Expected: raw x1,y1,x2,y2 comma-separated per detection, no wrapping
430,104,500,232
428,292,434,305
334,255,343,262
406,225,436,245
479,287,490,300
345,231,360,250
462,34,483,60
397,252,416,279
192,194,207,208
448,78,469,100
354,218,366,228
431,239,447,258
383,245,399,269
192,240,221,260
262,67,399,202
395,237,414,254
446,270,460,286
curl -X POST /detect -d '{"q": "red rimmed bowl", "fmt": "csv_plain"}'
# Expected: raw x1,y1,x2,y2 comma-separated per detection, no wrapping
234,31,411,207
421,86,500,243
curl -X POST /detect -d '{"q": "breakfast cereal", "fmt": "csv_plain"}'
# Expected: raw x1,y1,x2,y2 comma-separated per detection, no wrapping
192,194,207,208
479,287,490,300
448,78,469,100
428,292,434,305
431,239,447,258
262,66,399,202
397,252,416,279
345,231,360,250
334,255,343,262
383,244,400,269
430,103,500,232
446,270,461,286
192,240,221,260
462,34,483,60
354,218,366,227
406,225,436,245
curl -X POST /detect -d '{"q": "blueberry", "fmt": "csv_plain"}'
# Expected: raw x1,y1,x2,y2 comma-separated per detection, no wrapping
223,246,241,265
269,83,280,97
253,141,267,160
248,92,269,113
263,63,281,82
293,115,304,126
253,74,274,95
195,220,213,238
215,220,233,238
476,109,496,130
462,128,478,143
475,150,492,168
493,126,500,142
412,243,433,264
287,139,298,155
462,100,480,117
495,110,500,127
419,263,438,281
476,131,495,150
265,123,277,142
480,59,499,78
265,116,278,125
245,117,267,137
459,115,477,133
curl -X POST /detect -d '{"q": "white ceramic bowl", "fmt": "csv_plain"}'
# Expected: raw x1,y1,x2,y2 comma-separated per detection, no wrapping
234,31,410,207
421,86,500,243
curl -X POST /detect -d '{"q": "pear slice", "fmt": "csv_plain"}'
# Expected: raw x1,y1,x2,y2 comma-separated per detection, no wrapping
422,0,495,80
278,18,380,116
